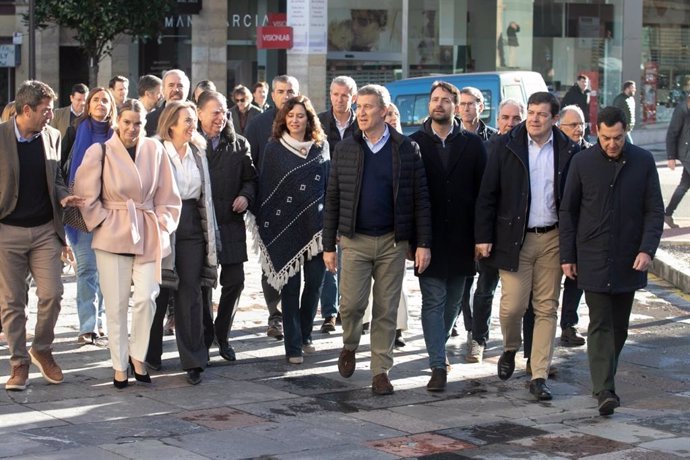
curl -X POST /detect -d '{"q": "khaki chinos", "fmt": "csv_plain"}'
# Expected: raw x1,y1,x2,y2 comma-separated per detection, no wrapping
339,233,408,376
498,228,561,380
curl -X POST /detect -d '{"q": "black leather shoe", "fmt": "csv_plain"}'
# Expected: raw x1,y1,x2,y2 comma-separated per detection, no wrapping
497,350,516,380
218,341,236,361
529,378,553,401
597,390,620,416
394,329,406,348
186,368,202,385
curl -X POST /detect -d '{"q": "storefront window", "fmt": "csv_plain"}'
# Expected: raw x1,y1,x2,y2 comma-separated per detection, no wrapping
642,0,690,124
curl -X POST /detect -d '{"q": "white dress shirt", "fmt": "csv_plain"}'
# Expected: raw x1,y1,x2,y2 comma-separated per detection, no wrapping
527,132,558,228
164,140,201,201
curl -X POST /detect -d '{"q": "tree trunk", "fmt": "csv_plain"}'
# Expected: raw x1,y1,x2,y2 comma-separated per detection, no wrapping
88,55,99,89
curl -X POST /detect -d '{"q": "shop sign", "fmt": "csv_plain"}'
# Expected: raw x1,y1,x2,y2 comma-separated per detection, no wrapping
0,45,19,67
257,26,293,49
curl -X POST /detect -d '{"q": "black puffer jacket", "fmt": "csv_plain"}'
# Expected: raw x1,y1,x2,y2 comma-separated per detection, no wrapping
323,126,432,251
475,122,579,271
559,142,664,293
411,119,486,278
205,123,258,265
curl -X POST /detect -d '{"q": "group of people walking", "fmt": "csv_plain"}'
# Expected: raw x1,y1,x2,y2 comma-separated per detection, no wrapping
0,70,667,418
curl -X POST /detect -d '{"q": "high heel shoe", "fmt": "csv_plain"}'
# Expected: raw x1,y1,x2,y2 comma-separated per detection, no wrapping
113,368,129,389
129,357,151,383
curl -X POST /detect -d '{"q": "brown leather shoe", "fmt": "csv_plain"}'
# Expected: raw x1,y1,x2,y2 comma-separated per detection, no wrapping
560,326,586,347
5,363,29,391
426,368,447,392
320,316,336,333
29,348,63,384
372,373,394,395
338,348,356,378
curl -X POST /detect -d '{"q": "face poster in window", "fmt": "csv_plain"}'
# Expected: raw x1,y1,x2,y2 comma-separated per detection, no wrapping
328,2,402,53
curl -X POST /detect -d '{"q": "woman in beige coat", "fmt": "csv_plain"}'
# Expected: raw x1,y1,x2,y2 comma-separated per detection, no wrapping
74,100,181,388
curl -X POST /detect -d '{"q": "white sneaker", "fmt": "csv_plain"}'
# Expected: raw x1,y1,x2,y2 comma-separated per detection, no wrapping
466,340,484,363
288,356,304,364
302,343,316,354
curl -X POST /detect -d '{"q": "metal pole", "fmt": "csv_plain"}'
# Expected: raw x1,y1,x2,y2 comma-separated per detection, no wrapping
28,0,35,80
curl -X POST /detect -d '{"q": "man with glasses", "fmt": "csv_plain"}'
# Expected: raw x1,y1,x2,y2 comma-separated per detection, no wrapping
457,87,498,141
453,86,498,350
229,85,261,136
475,92,580,401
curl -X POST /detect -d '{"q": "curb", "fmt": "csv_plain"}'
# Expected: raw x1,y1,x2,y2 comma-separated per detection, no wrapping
650,247,690,293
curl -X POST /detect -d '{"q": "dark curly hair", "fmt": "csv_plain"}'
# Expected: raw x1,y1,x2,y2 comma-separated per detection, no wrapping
271,95,325,144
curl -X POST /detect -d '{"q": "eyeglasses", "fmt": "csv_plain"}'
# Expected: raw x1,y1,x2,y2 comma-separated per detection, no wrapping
234,98,247,103
560,123,585,129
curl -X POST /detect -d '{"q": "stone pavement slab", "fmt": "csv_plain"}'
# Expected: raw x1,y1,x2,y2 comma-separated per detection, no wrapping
366,432,477,457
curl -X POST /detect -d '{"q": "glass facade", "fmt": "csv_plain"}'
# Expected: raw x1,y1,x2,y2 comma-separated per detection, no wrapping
325,0,631,129
642,0,690,124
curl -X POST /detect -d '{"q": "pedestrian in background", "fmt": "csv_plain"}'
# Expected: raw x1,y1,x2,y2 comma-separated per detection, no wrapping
65,88,116,346
663,93,690,229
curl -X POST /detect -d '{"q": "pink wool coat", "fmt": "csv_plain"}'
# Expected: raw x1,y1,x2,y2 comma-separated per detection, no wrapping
74,133,181,279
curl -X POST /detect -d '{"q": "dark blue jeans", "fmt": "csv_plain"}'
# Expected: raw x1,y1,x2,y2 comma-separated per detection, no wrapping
320,248,340,318
282,254,326,358
420,275,469,370
470,261,500,345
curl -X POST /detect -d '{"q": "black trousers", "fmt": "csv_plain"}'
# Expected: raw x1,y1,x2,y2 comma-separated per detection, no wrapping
214,263,244,343
585,290,635,395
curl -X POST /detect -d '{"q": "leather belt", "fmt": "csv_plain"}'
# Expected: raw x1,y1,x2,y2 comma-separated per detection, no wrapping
526,223,558,234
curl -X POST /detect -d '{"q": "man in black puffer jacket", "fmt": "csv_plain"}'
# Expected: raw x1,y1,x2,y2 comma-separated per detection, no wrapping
323,84,431,396
198,90,257,362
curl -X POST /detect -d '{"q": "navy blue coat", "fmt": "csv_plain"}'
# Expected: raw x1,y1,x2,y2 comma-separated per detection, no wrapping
410,120,486,278
559,142,664,293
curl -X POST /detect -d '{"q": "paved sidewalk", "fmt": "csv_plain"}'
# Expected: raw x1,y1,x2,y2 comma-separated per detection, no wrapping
1,245,690,458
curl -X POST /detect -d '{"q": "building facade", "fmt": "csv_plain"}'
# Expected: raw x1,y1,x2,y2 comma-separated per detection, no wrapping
0,0,688,129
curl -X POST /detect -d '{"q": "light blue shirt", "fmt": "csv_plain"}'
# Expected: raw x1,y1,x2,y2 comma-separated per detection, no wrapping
13,118,42,143
364,125,390,153
527,132,558,228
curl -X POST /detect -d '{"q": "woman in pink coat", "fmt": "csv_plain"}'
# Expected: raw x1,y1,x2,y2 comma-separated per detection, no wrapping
74,100,181,388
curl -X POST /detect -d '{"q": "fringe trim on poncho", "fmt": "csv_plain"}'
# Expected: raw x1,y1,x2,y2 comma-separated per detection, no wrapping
247,211,323,291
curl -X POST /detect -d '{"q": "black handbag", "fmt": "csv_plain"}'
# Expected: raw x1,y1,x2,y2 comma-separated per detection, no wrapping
62,143,105,233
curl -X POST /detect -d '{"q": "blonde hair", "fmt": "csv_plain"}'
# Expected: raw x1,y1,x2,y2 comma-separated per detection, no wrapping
156,100,206,150
1,101,16,122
